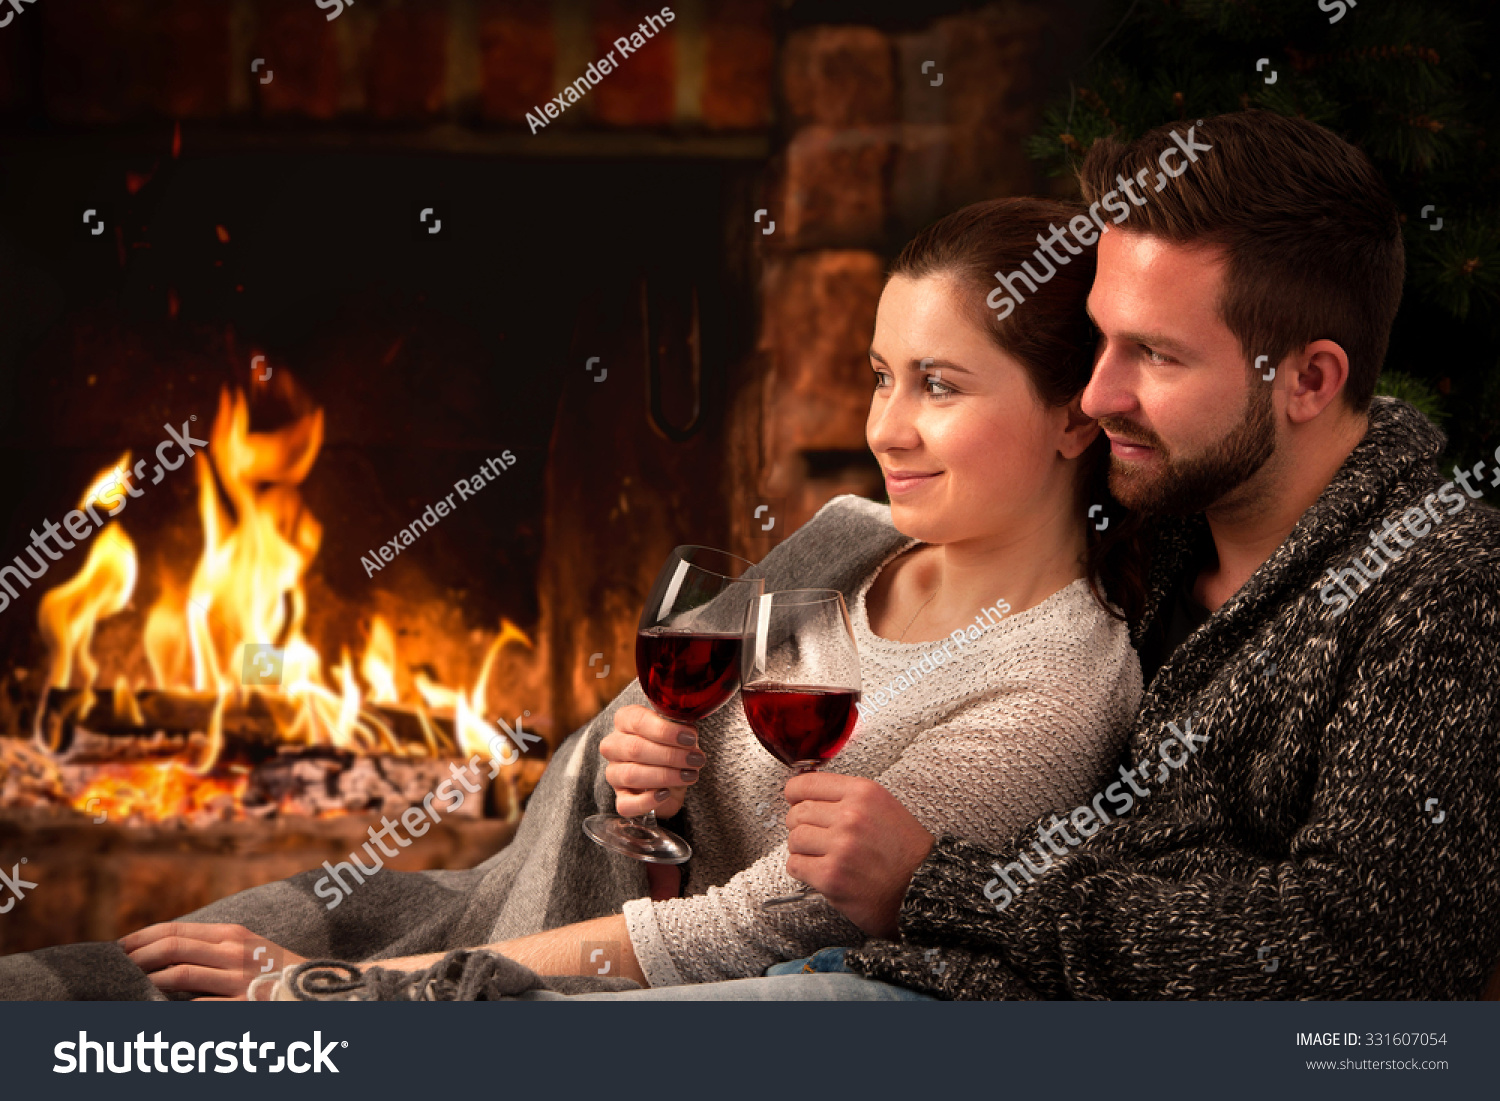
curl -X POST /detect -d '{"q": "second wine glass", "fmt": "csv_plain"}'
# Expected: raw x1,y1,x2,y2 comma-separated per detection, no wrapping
740,588,861,908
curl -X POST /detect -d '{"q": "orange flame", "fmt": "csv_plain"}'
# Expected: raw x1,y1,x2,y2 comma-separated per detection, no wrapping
38,458,139,721
40,378,536,824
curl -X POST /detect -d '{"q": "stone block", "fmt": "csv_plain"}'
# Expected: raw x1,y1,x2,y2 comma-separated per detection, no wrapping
775,125,893,250
782,25,895,129
894,4,1081,215
758,250,884,454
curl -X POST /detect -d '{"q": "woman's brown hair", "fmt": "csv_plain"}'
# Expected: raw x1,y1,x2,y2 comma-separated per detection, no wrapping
887,196,1148,626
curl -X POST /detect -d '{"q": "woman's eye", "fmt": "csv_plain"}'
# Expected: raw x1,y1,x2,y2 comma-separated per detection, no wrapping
872,369,891,389
925,374,955,397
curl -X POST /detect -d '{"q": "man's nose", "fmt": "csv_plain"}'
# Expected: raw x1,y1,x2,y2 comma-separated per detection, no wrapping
1081,344,1138,423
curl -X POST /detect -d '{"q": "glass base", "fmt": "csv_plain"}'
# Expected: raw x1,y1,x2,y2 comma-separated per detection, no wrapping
583,812,692,864
761,885,824,909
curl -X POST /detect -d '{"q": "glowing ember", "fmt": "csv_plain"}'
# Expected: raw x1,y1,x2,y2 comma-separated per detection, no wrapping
71,761,249,825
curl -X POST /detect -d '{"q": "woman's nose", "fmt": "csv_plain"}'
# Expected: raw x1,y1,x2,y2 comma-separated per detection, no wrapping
867,383,921,453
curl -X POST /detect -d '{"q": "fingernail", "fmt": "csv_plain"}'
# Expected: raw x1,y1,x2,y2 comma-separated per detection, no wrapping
680,769,699,783
685,751,706,767
676,729,697,746
655,788,672,802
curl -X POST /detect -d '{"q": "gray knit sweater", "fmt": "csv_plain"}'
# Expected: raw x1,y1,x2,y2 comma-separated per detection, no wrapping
846,397,1500,999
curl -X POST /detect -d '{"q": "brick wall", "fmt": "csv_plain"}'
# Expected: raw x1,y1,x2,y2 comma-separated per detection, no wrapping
730,4,1091,552
1,0,774,129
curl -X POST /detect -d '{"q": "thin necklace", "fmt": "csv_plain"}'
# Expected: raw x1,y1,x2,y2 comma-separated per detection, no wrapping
898,588,939,643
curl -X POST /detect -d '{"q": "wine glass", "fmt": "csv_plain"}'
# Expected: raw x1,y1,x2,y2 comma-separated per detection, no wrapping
583,546,764,863
740,588,861,908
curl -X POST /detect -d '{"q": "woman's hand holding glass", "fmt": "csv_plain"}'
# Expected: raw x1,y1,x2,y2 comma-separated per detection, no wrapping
600,704,707,819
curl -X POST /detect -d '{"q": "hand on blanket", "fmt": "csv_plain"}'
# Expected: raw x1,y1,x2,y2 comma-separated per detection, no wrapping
785,773,934,940
600,703,704,818
120,922,307,1000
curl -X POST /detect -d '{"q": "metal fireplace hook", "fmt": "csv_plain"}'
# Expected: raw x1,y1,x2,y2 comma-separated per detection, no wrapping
642,278,704,442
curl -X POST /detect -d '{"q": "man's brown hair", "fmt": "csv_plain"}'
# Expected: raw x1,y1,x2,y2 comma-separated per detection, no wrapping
1076,109,1404,412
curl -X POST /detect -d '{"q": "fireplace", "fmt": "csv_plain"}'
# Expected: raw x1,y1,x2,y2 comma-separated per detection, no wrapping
0,116,771,954
0,0,1094,955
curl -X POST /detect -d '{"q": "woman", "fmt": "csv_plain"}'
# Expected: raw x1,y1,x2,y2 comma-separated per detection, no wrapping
106,197,1145,1000
583,196,1146,987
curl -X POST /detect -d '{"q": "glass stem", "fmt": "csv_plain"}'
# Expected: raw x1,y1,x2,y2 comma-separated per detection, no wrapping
760,762,825,908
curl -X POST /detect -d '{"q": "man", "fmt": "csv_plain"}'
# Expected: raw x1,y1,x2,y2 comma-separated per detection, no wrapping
775,108,1500,999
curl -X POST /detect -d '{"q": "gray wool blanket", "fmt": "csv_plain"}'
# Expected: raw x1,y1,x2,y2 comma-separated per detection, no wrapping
0,496,908,1000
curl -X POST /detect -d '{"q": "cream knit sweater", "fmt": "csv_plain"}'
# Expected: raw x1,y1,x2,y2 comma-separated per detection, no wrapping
623,521,1143,986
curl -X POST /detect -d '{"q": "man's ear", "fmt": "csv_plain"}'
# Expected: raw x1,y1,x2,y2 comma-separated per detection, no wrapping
1059,393,1101,460
1277,339,1351,425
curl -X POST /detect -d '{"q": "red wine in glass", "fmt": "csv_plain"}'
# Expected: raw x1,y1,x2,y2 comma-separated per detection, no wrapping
583,546,763,865
635,629,743,722
740,589,862,908
740,686,858,769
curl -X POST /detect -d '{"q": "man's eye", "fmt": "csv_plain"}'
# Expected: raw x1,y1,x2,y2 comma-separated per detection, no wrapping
1142,347,1172,366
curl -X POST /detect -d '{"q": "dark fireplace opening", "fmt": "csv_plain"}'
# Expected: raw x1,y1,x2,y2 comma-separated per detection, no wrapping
1,145,758,659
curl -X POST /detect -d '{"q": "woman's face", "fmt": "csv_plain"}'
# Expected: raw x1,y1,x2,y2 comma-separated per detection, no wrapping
867,273,1096,546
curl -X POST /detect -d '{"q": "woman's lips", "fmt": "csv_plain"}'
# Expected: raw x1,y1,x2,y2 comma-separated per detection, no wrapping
885,470,940,495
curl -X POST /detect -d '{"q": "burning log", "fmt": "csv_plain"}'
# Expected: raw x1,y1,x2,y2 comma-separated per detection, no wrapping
38,686,463,759
21,686,547,825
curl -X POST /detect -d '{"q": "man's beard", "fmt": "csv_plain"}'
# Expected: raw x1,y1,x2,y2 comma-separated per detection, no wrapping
1101,383,1275,517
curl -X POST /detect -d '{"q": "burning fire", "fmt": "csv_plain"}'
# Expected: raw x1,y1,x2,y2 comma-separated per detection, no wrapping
35,373,534,823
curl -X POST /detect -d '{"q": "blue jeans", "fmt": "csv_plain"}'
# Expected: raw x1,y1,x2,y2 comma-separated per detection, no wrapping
513,949,935,1001
764,947,860,976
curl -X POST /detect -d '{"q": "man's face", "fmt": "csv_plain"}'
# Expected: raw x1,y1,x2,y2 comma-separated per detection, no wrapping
1082,230,1275,517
